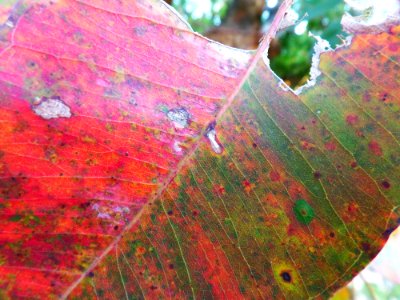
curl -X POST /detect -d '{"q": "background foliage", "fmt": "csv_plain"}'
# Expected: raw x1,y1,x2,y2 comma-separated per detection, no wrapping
171,0,348,86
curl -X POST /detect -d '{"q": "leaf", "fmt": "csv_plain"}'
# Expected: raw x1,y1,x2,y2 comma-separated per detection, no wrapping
0,0,398,299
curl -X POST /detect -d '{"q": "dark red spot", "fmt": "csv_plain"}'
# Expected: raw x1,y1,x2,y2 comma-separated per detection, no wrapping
368,141,383,156
252,143,257,148
313,171,322,179
329,232,335,238
242,179,251,188
351,161,358,168
347,202,358,213
167,210,173,216
88,271,94,278
192,210,198,217
213,185,226,195
80,202,91,209
389,43,398,51
114,225,119,230
356,130,365,138
346,114,358,125
325,141,336,151
381,180,391,189
380,93,388,102
363,92,371,102
300,126,306,130
383,228,395,238
150,285,157,290
280,271,292,283
270,171,280,182
361,242,371,251
168,264,174,269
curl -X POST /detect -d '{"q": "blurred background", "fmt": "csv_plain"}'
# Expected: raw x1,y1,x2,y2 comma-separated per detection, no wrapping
164,0,349,88
164,0,400,299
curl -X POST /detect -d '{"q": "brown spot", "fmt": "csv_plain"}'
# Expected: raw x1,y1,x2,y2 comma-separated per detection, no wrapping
368,140,383,156
0,176,25,199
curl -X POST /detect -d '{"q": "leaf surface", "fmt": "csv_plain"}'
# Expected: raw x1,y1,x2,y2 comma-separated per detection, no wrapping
0,0,399,299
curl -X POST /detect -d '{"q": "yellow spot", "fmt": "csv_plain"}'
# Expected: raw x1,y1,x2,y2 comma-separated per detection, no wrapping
105,123,114,132
82,135,96,143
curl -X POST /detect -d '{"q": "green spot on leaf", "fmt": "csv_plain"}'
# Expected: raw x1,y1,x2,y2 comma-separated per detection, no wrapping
8,214,22,222
293,199,315,225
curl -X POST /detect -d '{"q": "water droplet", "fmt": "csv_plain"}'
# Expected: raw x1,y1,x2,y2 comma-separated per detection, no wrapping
205,122,223,154
5,20,14,28
167,107,190,129
172,140,183,154
32,96,71,119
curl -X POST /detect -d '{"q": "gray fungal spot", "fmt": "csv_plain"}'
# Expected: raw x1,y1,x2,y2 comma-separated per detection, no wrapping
133,26,147,36
33,96,72,120
167,107,190,129
129,91,137,106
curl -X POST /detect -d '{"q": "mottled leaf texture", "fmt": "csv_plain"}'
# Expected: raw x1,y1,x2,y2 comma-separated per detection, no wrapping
0,0,398,299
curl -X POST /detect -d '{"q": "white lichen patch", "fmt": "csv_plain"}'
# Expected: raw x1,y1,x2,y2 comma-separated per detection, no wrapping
278,8,299,30
167,107,190,129
295,35,332,95
92,203,130,222
33,97,71,119
343,0,400,33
